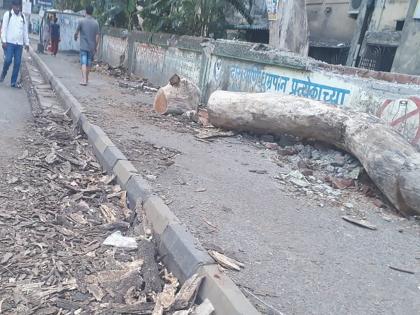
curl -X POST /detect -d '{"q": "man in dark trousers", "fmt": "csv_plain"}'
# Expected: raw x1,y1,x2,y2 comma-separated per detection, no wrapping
74,5,99,86
0,0,29,88
50,16,60,56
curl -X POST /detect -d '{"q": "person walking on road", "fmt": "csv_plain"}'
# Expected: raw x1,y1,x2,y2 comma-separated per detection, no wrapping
74,5,99,86
0,0,29,88
42,14,51,53
50,17,60,56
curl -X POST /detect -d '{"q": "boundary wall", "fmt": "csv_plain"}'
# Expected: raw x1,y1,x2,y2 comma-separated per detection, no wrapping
100,27,420,148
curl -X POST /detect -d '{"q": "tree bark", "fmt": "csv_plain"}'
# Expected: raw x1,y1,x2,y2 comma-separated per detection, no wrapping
154,76,201,115
268,0,309,56
207,91,420,216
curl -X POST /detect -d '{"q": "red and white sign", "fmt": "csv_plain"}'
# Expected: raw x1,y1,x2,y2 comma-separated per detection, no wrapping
377,96,420,145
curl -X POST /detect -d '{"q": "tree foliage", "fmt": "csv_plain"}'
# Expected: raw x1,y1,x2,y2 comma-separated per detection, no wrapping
54,0,88,12
54,0,253,37
54,0,139,29
141,0,252,38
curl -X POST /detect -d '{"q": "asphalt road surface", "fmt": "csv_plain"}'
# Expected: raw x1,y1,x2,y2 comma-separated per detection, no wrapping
0,48,31,163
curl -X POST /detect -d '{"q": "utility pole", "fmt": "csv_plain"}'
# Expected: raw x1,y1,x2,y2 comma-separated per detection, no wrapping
267,0,309,56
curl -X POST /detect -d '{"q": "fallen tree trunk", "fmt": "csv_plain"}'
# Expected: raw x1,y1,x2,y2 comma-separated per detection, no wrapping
154,75,201,115
207,91,420,216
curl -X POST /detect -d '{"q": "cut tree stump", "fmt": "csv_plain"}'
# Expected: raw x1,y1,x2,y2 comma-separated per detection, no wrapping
207,91,420,216
154,74,201,115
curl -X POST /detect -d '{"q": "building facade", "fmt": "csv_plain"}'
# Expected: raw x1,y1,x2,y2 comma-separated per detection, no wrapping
228,0,420,76
347,0,420,75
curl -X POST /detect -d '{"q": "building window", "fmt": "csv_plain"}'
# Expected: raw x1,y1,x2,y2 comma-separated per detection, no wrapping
396,20,405,31
358,44,397,72
308,47,350,66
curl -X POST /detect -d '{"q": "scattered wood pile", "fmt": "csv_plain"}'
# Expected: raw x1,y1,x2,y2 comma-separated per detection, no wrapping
0,89,212,314
208,91,420,216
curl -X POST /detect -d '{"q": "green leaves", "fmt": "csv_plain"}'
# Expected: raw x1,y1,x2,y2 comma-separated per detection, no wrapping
141,0,252,38
54,0,252,36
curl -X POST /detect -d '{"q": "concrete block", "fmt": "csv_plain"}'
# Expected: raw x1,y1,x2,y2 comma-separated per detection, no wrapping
197,265,260,315
86,125,107,146
94,133,115,156
113,160,138,188
79,114,92,135
125,175,152,208
69,99,83,121
143,195,180,235
102,146,126,173
159,223,213,283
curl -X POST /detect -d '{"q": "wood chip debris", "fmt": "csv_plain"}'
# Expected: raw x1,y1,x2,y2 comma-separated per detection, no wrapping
0,79,204,313
388,265,415,274
195,129,235,140
171,274,205,311
208,250,245,271
342,216,377,230
190,298,215,315
249,169,268,174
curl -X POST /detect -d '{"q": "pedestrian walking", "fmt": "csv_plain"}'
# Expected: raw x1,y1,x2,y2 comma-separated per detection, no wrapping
74,5,99,86
50,16,60,56
42,14,50,53
0,0,29,88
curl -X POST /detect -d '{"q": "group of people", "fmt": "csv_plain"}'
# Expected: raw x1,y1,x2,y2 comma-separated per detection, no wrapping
0,1,99,88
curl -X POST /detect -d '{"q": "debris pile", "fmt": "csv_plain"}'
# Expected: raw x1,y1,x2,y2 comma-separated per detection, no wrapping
93,61,158,93
0,74,208,314
259,137,386,208
93,61,127,78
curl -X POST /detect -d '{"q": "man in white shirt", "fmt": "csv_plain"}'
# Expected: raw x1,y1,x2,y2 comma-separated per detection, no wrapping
0,0,29,88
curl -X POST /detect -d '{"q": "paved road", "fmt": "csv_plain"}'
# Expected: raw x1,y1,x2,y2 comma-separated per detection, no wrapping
34,51,420,315
0,49,31,163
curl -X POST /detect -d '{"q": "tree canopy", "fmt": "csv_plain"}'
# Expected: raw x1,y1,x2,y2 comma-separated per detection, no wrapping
54,0,252,38
141,0,252,38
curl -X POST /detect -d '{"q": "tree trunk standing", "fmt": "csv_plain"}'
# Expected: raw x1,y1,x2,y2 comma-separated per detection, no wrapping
153,75,201,115
207,91,420,216
268,0,309,56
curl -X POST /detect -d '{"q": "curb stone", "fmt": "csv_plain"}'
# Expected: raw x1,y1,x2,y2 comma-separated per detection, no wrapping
80,114,92,135
198,265,261,315
159,223,214,283
28,49,261,315
125,175,153,208
86,124,107,146
29,49,85,124
103,146,127,173
93,134,115,157
113,160,138,188
143,195,180,235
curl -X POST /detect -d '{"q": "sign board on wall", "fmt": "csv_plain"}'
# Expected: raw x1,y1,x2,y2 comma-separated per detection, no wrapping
414,0,420,19
37,0,53,7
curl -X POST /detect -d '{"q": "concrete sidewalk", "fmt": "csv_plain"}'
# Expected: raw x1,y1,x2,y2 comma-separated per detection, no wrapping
0,49,32,162
34,51,420,315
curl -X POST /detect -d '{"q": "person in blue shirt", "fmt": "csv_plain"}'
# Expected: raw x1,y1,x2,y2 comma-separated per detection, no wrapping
50,16,60,56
